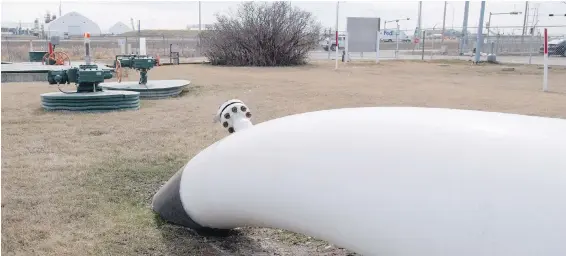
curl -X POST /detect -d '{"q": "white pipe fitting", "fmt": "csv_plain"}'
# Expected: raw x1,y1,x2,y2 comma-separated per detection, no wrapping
213,99,253,134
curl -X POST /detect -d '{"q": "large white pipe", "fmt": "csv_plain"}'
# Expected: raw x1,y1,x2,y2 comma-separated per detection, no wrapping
155,105,566,256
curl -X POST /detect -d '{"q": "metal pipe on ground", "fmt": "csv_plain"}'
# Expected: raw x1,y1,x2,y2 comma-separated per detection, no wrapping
152,101,566,256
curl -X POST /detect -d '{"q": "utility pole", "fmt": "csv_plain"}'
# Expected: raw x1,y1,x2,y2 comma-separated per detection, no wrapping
474,1,486,64
522,1,529,36
335,1,339,70
459,1,470,55
417,1,422,32
59,0,62,17
417,1,422,49
521,1,529,44
441,1,447,45
137,20,141,55
198,1,202,51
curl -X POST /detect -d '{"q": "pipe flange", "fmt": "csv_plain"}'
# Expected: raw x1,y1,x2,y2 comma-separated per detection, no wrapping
213,99,252,133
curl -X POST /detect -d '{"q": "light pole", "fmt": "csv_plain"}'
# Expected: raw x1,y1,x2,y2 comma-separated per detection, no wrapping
385,18,410,58
335,1,339,70
459,1,470,56
446,2,455,29
198,1,202,53
417,1,422,33
474,1,486,64
486,11,521,42
441,1,447,45
528,5,540,65
522,2,529,36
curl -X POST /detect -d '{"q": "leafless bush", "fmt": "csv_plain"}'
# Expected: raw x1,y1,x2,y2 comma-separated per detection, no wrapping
200,2,322,66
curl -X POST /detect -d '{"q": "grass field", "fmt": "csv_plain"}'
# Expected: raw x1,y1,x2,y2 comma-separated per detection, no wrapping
2,60,566,255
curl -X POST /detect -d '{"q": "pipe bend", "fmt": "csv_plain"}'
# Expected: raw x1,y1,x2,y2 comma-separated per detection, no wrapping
178,107,566,256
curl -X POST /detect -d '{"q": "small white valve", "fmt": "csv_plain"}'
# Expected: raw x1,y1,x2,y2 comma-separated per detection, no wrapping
213,99,253,134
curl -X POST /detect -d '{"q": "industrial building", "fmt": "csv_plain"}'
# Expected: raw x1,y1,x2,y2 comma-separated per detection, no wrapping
108,22,132,35
46,11,101,37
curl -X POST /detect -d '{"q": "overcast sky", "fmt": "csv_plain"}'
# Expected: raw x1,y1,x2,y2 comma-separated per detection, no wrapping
2,1,566,34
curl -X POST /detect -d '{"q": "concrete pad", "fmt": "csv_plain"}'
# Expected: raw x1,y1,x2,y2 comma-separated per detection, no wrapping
40,90,140,112
2,72,48,83
100,79,190,99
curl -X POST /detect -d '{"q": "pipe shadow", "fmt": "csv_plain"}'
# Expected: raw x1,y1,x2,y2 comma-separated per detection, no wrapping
155,215,267,255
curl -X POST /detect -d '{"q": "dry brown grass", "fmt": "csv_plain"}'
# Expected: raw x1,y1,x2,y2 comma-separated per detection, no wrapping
2,60,566,256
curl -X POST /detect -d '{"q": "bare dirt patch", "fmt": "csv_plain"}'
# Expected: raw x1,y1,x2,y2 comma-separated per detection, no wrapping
2,60,566,255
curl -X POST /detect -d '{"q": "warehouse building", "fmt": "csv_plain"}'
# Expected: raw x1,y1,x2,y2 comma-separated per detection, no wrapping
46,11,101,37
108,22,131,35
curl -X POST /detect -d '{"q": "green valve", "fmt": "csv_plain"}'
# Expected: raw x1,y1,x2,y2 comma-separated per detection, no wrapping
132,57,156,70
115,54,158,85
47,65,113,93
103,70,113,80
47,70,69,85
66,68,78,83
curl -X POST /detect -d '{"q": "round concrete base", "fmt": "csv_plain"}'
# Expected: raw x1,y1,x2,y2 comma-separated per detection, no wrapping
100,80,190,99
41,90,140,112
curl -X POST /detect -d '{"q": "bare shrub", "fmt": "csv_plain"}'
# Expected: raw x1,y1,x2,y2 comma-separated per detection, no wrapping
200,2,322,66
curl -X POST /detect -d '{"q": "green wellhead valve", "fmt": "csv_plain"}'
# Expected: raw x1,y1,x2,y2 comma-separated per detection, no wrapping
114,54,158,85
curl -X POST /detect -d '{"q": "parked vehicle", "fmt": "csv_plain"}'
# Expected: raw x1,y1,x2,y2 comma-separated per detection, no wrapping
322,35,346,51
539,39,566,57
380,29,411,42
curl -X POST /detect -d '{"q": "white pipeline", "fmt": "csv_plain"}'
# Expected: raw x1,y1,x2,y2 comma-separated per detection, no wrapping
175,106,566,256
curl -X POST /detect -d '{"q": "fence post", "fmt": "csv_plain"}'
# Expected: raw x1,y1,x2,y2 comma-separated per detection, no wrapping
344,31,348,63
421,31,426,60
430,33,435,59
376,30,380,64
543,28,548,92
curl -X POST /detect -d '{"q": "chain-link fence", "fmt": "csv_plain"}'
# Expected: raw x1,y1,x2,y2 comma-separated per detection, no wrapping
2,24,565,66
320,25,565,66
1,34,204,64
418,25,566,65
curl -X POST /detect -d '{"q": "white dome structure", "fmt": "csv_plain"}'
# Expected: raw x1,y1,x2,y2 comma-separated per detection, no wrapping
108,22,131,35
46,11,101,37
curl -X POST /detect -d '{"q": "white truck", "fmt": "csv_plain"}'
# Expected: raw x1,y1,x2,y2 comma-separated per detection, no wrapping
322,35,346,51
380,29,411,42
322,30,410,52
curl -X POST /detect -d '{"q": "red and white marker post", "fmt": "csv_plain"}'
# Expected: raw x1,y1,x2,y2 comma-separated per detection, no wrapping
84,32,91,65
543,28,548,92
